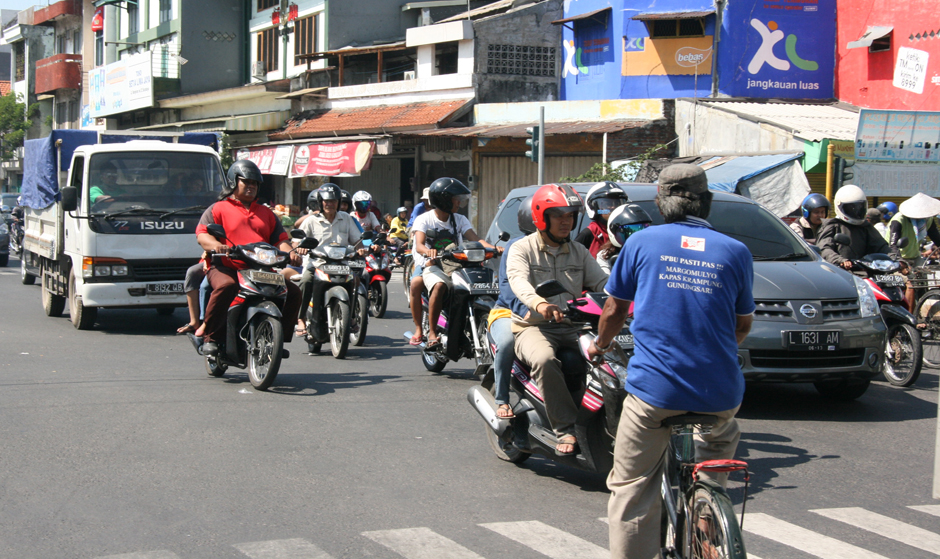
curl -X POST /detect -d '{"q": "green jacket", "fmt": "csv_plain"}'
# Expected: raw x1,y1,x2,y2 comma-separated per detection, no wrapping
886,214,936,259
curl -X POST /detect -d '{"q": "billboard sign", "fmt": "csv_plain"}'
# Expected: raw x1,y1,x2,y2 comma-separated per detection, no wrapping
290,141,375,177
722,0,836,99
235,145,295,176
89,52,154,118
853,109,940,196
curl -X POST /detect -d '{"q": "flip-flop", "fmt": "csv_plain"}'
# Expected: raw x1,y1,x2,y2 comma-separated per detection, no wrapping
555,436,578,457
176,323,198,335
295,325,308,337
408,334,425,346
496,404,515,419
425,337,442,350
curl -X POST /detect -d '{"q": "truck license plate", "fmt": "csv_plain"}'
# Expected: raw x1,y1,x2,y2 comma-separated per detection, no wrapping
147,282,184,295
784,330,840,351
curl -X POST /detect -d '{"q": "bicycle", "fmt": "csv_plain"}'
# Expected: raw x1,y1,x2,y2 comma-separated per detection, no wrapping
660,413,750,559
908,258,940,368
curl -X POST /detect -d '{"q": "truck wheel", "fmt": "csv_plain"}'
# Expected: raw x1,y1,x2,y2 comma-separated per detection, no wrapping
69,269,97,330
41,272,65,317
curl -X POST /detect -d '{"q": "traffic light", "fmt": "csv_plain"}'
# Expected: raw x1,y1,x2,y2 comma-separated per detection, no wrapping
525,126,540,162
834,157,856,186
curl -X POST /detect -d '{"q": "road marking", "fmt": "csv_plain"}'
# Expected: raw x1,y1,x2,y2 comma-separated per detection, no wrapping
911,504,940,518
362,527,484,559
745,512,890,559
480,520,608,559
812,507,940,554
94,552,180,559
234,538,334,559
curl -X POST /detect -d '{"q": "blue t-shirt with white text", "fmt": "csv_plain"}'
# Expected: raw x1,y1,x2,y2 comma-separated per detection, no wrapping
605,217,755,412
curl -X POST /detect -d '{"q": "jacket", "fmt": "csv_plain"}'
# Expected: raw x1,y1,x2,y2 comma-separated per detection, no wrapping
817,218,890,265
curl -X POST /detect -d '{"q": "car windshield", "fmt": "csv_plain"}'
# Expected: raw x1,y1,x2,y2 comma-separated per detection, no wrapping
88,152,225,213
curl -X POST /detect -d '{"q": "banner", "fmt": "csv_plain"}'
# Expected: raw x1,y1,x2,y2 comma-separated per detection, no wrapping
622,36,712,77
235,145,294,176
89,51,154,118
290,141,375,177
853,109,940,196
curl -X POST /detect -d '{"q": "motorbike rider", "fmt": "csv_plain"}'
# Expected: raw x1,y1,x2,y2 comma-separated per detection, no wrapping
488,195,537,419
506,183,608,455
596,203,652,275
388,206,410,265
296,183,363,340
408,187,431,227
875,201,898,237
195,160,303,356
412,178,497,348
817,185,890,270
352,191,382,233
339,190,354,215
789,193,830,245
886,193,940,266
585,164,754,559
574,181,629,257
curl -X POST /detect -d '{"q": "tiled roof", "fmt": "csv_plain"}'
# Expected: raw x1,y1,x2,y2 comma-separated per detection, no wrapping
268,99,472,141
0,81,11,97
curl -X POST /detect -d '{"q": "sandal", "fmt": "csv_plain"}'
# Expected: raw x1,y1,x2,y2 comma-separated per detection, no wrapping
425,336,442,350
295,324,308,337
176,323,198,335
496,404,515,419
409,333,425,346
555,435,578,456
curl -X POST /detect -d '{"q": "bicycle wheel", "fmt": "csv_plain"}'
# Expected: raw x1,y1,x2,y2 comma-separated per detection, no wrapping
685,480,747,559
915,289,940,367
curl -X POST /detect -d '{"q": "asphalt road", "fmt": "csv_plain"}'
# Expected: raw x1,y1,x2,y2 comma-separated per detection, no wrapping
0,257,937,559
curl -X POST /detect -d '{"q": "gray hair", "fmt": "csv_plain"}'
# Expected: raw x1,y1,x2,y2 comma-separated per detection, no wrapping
655,191,712,223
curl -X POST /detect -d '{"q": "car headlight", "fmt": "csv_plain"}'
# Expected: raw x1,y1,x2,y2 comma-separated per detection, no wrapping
249,247,281,266
853,275,880,318
870,259,900,272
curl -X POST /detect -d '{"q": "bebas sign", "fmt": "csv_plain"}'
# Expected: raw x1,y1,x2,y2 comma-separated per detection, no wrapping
622,37,713,76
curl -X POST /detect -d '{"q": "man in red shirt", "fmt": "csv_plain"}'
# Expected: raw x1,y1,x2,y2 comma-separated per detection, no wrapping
195,160,302,355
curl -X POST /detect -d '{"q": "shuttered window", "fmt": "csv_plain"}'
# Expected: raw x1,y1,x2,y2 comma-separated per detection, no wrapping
294,14,317,66
257,27,279,73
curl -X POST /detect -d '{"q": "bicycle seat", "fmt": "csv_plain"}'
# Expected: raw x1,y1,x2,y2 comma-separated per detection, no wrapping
661,413,718,427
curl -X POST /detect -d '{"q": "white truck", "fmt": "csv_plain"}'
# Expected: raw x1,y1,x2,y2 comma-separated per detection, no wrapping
20,131,225,329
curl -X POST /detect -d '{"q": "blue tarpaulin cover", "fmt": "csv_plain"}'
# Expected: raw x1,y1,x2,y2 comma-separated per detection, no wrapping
704,153,803,193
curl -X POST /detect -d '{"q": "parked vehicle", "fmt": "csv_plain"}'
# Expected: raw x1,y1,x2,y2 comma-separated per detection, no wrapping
362,233,392,318
189,225,316,390
403,239,500,375
487,184,886,400
0,213,9,268
19,130,222,329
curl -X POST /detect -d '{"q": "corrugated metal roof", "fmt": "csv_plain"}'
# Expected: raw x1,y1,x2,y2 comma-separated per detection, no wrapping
409,119,652,138
552,7,611,25
697,101,859,142
632,10,714,20
437,0,513,23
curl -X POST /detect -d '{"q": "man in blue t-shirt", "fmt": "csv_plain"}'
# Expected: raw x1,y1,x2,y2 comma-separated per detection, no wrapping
587,164,755,559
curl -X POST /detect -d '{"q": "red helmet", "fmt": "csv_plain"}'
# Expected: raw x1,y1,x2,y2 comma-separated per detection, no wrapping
531,184,583,231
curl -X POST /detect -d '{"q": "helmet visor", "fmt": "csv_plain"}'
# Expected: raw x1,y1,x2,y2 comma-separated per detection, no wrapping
354,200,371,212
840,201,867,221
611,222,649,247
595,198,625,215
455,194,470,210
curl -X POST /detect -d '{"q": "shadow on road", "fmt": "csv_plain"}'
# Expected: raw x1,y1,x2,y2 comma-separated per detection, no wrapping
513,455,609,494
266,370,403,396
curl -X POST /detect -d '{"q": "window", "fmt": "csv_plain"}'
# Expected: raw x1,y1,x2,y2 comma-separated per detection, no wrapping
294,14,318,65
870,32,891,53
73,29,82,55
159,0,172,24
128,4,139,35
69,99,79,125
435,41,458,75
258,0,278,10
257,27,279,73
57,34,67,55
486,45,556,77
95,31,104,66
646,18,705,38
14,43,25,81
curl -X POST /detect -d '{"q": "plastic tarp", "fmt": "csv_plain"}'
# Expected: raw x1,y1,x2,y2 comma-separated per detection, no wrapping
703,153,810,217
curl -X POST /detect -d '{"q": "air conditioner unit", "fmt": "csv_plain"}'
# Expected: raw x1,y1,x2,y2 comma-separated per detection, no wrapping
403,70,416,80
251,61,266,78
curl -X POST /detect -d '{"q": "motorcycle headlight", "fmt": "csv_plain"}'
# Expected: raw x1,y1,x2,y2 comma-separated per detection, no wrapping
327,246,346,260
853,274,880,318
0,222,7,234
249,247,281,266
465,249,485,263
870,259,900,272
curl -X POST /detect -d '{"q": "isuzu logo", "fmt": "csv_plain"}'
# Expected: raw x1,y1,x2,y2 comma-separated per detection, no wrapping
799,304,817,318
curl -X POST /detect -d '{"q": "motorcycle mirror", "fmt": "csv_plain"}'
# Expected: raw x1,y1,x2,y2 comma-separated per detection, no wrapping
299,237,319,250
535,279,566,298
290,229,307,239
499,231,511,242
375,232,387,243
897,237,910,249
361,231,375,241
206,223,227,241
833,233,851,246
425,229,438,240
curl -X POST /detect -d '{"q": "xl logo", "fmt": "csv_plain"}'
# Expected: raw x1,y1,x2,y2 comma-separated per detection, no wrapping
747,19,818,74
562,39,589,78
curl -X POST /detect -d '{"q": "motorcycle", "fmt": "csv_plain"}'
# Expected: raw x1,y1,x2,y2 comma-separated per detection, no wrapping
9,217,23,257
297,230,370,359
362,233,392,318
403,238,500,375
188,225,317,390
834,234,922,387
468,280,634,473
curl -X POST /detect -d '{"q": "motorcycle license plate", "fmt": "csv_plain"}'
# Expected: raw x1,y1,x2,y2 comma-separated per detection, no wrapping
321,264,350,274
784,330,840,351
147,282,184,295
615,333,634,348
249,270,285,286
348,260,365,269
875,274,906,287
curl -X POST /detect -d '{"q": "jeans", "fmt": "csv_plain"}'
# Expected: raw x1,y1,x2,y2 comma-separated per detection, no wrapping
199,276,210,320
489,316,515,405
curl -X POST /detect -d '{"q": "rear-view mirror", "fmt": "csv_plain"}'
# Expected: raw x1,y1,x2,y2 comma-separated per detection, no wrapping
299,237,319,250
535,279,566,298
61,186,78,212
207,223,227,241
290,229,306,239
833,233,851,246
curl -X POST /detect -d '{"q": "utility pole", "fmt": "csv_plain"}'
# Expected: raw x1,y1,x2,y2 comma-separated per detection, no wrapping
538,106,545,186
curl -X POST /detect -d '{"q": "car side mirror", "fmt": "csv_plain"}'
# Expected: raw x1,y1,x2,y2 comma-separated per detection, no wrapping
207,223,227,241
833,233,851,246
535,279,566,298
290,229,307,239
61,186,78,212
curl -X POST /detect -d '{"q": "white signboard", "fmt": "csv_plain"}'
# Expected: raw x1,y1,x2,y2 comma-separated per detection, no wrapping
270,146,294,176
89,51,155,118
894,47,929,95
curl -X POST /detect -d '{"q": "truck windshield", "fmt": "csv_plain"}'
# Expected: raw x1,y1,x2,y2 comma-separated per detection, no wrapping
88,152,225,212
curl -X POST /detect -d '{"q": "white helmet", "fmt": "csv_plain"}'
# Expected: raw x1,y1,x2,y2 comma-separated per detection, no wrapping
352,190,372,213
834,185,868,226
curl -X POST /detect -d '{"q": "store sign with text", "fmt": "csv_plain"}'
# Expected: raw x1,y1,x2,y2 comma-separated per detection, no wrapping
852,109,940,196
290,141,375,177
622,37,713,77
89,52,154,118
235,145,294,176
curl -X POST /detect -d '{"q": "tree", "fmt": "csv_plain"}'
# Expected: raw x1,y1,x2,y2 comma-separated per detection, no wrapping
0,92,38,161
560,142,672,183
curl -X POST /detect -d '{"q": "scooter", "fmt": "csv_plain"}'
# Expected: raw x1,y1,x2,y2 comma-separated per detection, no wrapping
189,225,317,390
9,217,23,257
403,239,500,375
362,233,392,318
467,280,634,474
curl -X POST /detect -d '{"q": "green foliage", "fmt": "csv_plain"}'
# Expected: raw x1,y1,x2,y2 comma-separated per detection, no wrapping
219,133,234,170
560,142,671,183
0,92,38,161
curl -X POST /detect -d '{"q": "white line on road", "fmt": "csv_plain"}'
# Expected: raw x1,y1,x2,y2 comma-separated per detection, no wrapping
744,512,890,559
911,504,940,518
600,516,763,559
480,520,608,559
812,507,940,554
362,527,484,559
94,552,180,559
233,538,334,559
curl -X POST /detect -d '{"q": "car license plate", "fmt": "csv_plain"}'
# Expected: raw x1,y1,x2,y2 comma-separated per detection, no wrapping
875,274,906,287
249,270,285,286
784,330,840,351
147,282,183,295
321,264,349,274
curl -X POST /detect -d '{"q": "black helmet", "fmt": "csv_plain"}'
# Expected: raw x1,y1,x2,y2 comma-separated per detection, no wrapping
517,195,536,235
340,189,352,210
227,159,263,188
607,203,652,248
310,183,341,211
585,181,628,220
428,177,471,214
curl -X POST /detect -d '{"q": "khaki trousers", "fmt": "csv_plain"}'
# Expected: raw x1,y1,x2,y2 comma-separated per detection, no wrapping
513,324,581,438
607,393,740,559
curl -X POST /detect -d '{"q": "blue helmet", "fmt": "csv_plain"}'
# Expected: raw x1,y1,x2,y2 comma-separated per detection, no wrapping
877,201,898,220
801,193,831,219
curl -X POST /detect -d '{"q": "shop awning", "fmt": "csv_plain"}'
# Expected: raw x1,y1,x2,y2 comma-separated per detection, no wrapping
275,87,328,100
631,10,714,20
847,26,893,49
410,119,652,138
703,153,809,217
138,110,291,133
696,100,859,142
552,7,611,27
